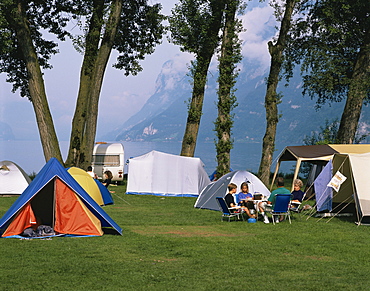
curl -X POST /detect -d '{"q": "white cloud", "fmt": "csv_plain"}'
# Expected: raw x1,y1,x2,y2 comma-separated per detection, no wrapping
240,5,277,70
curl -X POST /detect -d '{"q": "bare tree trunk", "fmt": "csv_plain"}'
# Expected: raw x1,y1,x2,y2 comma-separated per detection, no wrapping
66,0,122,169
9,0,62,163
337,28,370,144
258,0,297,186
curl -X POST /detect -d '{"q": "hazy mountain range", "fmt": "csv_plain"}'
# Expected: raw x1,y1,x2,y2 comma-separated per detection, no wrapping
100,57,370,146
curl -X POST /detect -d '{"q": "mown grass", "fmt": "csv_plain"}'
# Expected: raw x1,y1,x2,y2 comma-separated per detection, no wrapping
0,183,369,290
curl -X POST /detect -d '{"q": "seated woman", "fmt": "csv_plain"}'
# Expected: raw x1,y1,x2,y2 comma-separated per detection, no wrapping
290,179,305,208
238,182,256,219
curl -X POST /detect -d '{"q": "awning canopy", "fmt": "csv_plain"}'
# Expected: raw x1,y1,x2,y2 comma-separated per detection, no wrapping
271,144,370,191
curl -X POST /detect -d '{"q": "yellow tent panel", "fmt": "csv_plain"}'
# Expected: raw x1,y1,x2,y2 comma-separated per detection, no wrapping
68,167,104,206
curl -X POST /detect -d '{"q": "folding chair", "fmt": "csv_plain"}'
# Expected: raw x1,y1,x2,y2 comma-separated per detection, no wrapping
271,194,292,224
290,192,306,213
216,197,244,222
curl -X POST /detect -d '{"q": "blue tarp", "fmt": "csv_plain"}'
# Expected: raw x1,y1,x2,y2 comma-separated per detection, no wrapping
314,160,333,212
0,158,122,237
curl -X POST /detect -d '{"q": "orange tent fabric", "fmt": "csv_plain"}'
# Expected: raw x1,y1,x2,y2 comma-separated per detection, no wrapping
54,178,103,236
2,203,37,237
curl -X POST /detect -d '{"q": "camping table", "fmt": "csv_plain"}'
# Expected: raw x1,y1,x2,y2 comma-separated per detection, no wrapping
251,200,268,219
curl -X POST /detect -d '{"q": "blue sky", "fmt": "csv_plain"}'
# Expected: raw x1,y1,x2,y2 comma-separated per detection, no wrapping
0,0,276,141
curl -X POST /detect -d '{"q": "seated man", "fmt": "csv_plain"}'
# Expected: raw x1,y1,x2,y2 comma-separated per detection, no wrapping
238,182,256,218
259,176,290,223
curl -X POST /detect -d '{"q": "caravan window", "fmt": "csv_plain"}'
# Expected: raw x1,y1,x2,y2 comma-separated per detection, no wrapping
92,155,120,166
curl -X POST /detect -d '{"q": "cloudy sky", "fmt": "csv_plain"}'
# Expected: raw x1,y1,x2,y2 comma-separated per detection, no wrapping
0,0,276,141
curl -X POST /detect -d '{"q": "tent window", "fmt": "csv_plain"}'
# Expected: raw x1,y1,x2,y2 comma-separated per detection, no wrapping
92,155,120,166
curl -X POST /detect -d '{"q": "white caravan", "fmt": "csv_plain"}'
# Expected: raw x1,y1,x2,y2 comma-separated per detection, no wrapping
92,142,124,182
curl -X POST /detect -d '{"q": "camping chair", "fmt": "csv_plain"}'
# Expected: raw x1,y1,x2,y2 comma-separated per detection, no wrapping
216,197,244,222
289,192,307,219
271,194,292,225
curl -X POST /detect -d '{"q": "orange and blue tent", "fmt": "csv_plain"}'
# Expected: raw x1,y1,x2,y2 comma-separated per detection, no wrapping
0,158,122,238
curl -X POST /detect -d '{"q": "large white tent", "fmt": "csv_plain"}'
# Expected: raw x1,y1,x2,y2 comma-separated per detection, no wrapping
0,160,31,195
313,152,370,224
126,150,210,197
194,170,271,211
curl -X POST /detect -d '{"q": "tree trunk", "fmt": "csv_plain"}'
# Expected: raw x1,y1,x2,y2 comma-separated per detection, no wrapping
336,28,370,144
180,54,213,157
80,0,122,170
65,0,105,168
9,0,63,163
258,0,297,186
215,0,239,177
180,1,225,157
66,0,122,169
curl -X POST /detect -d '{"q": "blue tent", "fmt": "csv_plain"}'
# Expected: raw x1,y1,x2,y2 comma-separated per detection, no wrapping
95,179,114,205
0,158,122,238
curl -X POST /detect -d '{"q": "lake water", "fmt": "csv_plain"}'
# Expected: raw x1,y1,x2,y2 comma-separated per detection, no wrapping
0,140,291,175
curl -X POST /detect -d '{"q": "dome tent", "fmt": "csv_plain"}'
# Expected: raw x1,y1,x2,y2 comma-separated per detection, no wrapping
0,160,31,195
194,170,270,211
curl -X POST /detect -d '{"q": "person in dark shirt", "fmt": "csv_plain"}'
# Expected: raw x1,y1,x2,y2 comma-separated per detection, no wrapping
291,179,305,209
224,183,238,208
102,170,113,188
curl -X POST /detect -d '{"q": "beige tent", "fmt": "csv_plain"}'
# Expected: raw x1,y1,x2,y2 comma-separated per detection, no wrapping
271,144,370,191
315,152,370,224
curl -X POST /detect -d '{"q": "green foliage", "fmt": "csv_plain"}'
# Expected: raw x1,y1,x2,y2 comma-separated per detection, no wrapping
303,118,369,146
168,0,224,55
0,1,165,97
0,0,70,99
285,0,370,106
112,1,166,76
303,118,340,145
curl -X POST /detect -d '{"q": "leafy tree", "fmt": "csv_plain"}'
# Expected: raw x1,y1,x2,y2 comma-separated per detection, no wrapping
0,0,165,168
65,0,165,168
285,0,370,144
258,0,301,186
0,0,69,162
214,0,243,178
169,0,226,157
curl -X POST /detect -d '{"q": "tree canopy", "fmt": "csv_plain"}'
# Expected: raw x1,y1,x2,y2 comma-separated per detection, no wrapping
0,0,165,167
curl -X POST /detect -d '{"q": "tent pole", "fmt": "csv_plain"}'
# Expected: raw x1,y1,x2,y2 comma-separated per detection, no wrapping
52,178,56,229
325,199,353,223
270,161,280,191
292,159,301,192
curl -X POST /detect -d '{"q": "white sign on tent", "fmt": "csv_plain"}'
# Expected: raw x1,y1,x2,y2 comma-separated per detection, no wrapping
327,171,347,192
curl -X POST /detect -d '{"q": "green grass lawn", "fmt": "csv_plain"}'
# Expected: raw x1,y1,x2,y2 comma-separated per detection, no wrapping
0,183,369,290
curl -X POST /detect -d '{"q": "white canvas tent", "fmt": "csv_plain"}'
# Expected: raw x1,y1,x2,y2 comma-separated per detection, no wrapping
194,170,271,211
313,152,370,224
126,150,210,197
0,160,31,195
